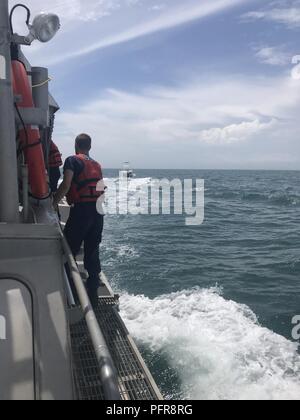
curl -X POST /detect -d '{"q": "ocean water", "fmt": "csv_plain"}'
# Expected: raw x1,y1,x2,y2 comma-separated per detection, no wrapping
101,170,300,400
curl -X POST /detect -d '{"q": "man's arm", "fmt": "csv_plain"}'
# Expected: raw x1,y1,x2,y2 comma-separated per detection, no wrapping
53,169,74,207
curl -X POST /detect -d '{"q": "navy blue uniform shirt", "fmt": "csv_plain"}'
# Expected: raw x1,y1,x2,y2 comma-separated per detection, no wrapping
63,155,85,178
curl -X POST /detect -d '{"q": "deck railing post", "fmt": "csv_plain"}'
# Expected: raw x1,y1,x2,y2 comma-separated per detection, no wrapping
61,233,121,400
0,0,20,223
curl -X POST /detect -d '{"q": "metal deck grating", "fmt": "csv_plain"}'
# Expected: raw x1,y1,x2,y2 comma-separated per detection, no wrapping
70,319,105,400
70,296,160,401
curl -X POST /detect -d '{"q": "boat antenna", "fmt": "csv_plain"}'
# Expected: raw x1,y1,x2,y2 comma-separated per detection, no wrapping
9,4,31,34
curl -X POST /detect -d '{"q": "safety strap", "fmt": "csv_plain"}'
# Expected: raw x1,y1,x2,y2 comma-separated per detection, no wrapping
75,178,101,191
19,139,42,152
79,185,102,200
79,195,100,200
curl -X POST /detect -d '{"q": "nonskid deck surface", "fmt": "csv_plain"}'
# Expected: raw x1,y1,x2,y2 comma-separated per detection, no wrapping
70,294,160,400
60,204,162,400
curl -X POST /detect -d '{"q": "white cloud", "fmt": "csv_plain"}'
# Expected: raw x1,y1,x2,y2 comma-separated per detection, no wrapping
254,45,292,66
9,0,248,65
9,0,300,169
10,0,127,23
199,119,278,145
243,1,300,29
56,0,247,63
53,75,300,168
150,4,166,12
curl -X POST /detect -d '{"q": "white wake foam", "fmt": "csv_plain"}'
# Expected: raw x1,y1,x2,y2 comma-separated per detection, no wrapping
120,287,300,400
103,177,153,215
104,177,152,190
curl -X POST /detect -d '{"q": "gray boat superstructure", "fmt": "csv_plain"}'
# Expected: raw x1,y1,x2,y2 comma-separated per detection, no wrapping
0,1,162,401
120,162,135,179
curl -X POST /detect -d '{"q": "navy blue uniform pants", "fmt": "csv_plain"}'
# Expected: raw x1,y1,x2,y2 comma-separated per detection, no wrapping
49,167,61,193
64,203,104,293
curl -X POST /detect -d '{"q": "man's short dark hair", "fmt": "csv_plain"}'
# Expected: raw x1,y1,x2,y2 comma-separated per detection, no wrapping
75,133,92,151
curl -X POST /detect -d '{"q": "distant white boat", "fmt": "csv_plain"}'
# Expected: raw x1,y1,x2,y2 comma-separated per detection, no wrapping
120,162,135,179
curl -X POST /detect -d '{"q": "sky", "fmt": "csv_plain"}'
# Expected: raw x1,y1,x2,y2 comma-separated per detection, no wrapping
9,0,300,169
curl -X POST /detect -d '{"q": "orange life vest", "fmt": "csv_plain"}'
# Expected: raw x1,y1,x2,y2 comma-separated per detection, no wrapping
49,141,62,168
66,154,103,205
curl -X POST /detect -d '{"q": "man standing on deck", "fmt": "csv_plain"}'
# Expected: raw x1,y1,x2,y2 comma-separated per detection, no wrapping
53,134,105,301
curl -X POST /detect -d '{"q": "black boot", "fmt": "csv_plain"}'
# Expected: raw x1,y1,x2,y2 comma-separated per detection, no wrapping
86,275,101,305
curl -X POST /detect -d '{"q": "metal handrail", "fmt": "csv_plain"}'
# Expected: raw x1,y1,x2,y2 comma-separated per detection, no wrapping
60,233,121,400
